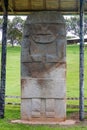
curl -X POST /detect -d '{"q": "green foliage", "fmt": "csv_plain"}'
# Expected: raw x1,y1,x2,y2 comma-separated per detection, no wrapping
0,16,25,46
7,17,24,46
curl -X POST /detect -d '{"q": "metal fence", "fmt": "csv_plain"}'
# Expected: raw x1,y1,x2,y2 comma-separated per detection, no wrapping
5,95,87,108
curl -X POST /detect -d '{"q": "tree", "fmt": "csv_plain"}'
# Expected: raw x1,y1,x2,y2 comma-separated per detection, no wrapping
0,16,25,46
7,17,24,46
65,16,87,37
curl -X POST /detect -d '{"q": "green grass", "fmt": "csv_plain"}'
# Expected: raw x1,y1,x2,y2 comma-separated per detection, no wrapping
0,45,87,129
67,45,79,97
0,106,86,130
67,45,87,98
6,46,21,96
66,45,87,106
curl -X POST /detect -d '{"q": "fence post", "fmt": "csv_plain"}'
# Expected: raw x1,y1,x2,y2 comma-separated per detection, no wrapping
79,0,85,121
0,0,8,118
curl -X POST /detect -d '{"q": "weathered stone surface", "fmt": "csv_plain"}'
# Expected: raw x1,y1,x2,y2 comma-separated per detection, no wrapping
55,100,66,119
21,98,66,120
32,99,41,117
21,78,66,98
21,99,32,120
11,120,76,125
21,49,32,63
21,62,66,78
22,12,66,64
25,11,65,24
22,26,66,63
23,24,30,37
21,11,66,121
46,99,55,117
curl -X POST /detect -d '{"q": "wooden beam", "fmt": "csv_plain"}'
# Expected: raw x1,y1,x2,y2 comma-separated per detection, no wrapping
0,1,2,6
8,4,14,12
9,0,17,14
43,0,46,9
1,0,6,12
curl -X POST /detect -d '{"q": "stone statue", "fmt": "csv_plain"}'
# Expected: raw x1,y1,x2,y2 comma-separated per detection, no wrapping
21,11,66,121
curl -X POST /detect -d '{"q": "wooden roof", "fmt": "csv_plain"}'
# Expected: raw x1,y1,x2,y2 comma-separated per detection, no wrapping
0,0,87,15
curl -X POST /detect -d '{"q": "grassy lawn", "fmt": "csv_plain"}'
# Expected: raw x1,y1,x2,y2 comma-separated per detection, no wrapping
67,45,87,98
0,45,87,129
0,106,86,130
6,46,21,96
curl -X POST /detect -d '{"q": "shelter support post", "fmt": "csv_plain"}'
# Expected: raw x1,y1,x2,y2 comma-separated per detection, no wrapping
0,0,8,118
79,0,85,121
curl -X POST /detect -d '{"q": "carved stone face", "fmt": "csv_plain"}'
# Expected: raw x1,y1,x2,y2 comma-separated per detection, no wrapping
22,12,66,64
31,24,58,44
28,22,66,63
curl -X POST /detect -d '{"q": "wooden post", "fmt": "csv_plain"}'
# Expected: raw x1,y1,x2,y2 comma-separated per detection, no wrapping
79,0,85,121
0,0,8,118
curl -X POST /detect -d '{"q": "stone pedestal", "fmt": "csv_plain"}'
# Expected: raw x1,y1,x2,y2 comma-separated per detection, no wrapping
21,11,66,121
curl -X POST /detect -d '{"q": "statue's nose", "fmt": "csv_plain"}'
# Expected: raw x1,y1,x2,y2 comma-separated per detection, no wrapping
40,26,47,33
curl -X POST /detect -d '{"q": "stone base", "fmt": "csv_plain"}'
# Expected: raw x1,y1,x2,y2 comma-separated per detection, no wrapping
11,119,76,125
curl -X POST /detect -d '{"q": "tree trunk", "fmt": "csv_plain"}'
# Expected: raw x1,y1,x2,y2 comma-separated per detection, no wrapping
11,38,14,47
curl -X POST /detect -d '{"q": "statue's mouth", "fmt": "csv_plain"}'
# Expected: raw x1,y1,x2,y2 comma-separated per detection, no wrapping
31,34,57,44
